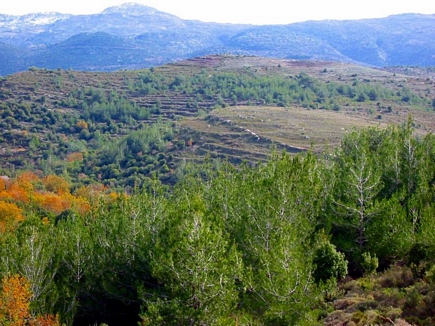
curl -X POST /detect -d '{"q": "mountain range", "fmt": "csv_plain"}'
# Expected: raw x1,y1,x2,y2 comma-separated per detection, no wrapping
0,2,434,75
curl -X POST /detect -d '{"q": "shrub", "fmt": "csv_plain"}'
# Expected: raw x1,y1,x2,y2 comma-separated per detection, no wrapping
361,252,378,276
378,265,414,289
424,265,435,286
407,242,435,278
313,241,348,283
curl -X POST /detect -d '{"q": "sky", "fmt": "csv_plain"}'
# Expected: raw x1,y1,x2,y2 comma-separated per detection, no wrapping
1,0,434,25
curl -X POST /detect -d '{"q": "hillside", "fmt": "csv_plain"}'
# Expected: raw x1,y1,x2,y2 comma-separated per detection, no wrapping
2,54,435,325
0,3,434,75
0,55,434,189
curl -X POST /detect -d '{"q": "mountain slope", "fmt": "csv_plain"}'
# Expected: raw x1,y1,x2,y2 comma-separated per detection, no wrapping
0,4,434,75
0,54,434,188
288,13,435,66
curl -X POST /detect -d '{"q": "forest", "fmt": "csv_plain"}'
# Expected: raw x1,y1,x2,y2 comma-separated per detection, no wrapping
2,119,435,325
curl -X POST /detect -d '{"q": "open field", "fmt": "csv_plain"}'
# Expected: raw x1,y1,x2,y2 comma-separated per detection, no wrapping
178,103,435,164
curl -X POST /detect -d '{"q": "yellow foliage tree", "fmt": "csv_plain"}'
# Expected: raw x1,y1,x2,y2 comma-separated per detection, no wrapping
0,274,31,326
74,184,107,200
0,178,7,191
42,175,69,194
0,178,11,201
0,201,24,233
0,275,60,326
16,172,39,190
75,120,88,130
71,196,91,215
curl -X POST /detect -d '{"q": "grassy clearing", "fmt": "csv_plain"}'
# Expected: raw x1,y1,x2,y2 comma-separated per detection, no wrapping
177,99,435,166
179,105,432,160
210,106,384,149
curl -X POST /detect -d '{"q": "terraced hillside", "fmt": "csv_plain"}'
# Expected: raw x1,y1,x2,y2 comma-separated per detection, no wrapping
0,55,434,188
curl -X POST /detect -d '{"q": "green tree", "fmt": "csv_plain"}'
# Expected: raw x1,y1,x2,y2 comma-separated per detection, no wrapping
143,188,244,325
54,216,92,324
313,240,348,284
329,129,385,272
227,153,323,325
332,131,383,253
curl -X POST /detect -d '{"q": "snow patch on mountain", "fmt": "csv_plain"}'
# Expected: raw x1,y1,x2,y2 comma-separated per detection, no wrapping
0,12,71,29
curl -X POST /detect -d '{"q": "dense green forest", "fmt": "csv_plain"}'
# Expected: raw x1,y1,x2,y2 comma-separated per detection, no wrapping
2,120,435,325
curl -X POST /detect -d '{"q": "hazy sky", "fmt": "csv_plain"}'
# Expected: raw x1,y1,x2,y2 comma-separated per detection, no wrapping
1,0,434,24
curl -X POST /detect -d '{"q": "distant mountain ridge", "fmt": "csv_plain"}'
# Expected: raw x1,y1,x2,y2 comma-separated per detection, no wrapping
0,3,434,75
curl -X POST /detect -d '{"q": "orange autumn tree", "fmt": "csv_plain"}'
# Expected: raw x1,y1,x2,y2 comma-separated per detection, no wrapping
0,172,39,204
3,182,29,204
66,152,84,163
74,183,119,214
0,275,60,326
0,172,74,216
0,274,31,326
37,191,90,216
0,172,115,220
39,175,71,214
31,174,83,215
39,176,91,215
38,193,68,215
29,314,61,326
